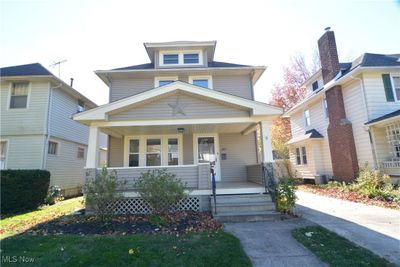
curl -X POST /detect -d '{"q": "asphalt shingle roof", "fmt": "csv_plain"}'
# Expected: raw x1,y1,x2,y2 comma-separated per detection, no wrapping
0,63,52,77
111,61,251,71
365,109,400,125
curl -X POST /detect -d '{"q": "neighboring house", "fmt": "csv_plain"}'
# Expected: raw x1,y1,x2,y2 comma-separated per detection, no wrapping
284,30,400,183
0,63,107,196
74,41,283,218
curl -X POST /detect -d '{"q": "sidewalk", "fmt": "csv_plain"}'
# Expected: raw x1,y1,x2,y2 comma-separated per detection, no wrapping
295,190,400,264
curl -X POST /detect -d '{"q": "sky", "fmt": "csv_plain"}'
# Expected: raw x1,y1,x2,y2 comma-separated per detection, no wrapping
1,0,399,105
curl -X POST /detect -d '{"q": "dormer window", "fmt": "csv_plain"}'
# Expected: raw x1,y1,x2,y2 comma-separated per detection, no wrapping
183,53,199,64
159,50,203,66
312,81,319,91
154,76,178,87
163,54,179,65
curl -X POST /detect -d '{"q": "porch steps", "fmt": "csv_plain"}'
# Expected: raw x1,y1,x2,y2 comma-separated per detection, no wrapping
211,193,280,223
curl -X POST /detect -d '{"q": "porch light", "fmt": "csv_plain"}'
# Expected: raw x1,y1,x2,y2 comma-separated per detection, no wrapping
177,127,185,133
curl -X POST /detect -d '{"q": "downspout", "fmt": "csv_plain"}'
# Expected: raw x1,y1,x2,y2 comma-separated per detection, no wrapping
42,83,62,169
250,70,255,100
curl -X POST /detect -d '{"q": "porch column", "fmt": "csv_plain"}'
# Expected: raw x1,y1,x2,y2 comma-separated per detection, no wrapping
86,125,100,168
260,121,273,162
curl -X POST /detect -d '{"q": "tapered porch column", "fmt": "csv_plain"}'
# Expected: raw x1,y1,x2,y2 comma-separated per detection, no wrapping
86,125,100,168
260,121,274,162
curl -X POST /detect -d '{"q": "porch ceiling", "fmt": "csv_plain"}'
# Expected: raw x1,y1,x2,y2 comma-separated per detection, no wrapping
100,122,255,136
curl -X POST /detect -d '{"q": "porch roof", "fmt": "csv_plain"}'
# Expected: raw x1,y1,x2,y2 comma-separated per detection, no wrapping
287,129,324,145
73,81,283,124
365,109,400,127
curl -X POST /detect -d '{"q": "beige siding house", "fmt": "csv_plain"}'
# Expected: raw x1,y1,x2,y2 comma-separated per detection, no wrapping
74,41,283,217
0,63,106,196
285,31,400,183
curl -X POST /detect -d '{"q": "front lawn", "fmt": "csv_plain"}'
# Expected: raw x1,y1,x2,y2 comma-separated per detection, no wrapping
1,232,251,267
0,197,84,239
292,226,394,267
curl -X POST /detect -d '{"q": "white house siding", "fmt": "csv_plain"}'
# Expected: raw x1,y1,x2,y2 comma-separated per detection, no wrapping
219,133,257,182
1,135,45,169
363,71,400,120
342,79,375,167
46,137,86,197
289,143,316,179
0,80,49,136
49,88,89,145
109,93,249,121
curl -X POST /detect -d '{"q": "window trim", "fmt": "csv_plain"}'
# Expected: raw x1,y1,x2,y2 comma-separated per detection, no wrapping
295,146,308,165
304,109,311,127
154,76,179,88
188,75,213,89
8,81,31,110
159,50,203,67
48,140,60,156
390,74,400,102
124,134,183,167
0,139,9,170
77,146,85,159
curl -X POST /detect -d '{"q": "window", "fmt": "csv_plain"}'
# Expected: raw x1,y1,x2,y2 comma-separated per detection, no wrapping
189,76,212,89
155,76,178,87
129,139,139,167
77,147,85,159
146,139,161,166
385,123,400,160
323,98,329,119
163,54,179,65
312,81,319,91
295,146,307,165
0,141,8,169
304,109,311,127
168,138,179,165
48,141,58,155
10,82,29,109
77,100,85,113
193,79,209,88
159,80,175,86
184,53,199,64
392,76,400,101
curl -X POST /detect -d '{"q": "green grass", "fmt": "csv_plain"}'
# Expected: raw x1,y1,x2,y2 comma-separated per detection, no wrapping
292,226,394,267
0,197,84,239
1,232,251,267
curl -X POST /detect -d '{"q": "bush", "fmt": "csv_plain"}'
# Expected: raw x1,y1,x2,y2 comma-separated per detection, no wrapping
135,169,187,214
1,169,50,214
84,167,126,220
355,166,392,197
275,177,297,214
44,185,64,205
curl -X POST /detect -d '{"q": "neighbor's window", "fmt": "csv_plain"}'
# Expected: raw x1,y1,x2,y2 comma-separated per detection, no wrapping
48,141,58,155
163,54,179,65
129,139,139,167
312,81,319,91
386,123,400,160
301,147,307,164
146,139,161,166
10,82,29,109
323,98,329,119
392,76,400,101
168,138,179,165
183,53,199,64
295,146,307,165
304,109,311,127
0,141,8,169
77,147,85,159
296,148,301,165
77,100,85,113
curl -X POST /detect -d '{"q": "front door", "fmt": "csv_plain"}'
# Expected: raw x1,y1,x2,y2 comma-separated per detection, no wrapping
194,134,221,182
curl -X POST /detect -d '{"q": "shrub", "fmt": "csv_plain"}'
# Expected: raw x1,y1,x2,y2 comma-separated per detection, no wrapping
84,167,126,220
1,169,50,214
44,185,64,205
275,176,297,214
355,166,392,197
135,169,187,214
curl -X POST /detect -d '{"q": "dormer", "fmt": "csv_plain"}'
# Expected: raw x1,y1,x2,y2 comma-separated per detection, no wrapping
144,41,217,68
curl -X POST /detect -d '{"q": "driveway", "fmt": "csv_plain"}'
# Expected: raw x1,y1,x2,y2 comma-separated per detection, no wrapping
224,218,327,267
296,190,400,265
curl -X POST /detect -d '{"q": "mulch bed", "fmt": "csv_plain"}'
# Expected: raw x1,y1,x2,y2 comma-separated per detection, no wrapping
26,211,223,236
298,185,400,210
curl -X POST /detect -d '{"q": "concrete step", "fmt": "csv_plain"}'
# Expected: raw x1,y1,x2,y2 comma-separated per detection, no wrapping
213,210,281,223
211,201,275,213
214,194,272,204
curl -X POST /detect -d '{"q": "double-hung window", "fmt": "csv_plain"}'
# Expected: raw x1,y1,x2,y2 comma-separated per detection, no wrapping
10,82,29,109
77,147,85,159
0,141,8,169
48,141,58,155
146,139,161,166
304,109,311,127
392,76,400,101
295,146,307,165
129,139,140,167
168,138,179,165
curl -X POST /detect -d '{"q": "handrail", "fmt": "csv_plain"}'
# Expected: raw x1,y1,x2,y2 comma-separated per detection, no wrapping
211,165,217,214
262,162,276,202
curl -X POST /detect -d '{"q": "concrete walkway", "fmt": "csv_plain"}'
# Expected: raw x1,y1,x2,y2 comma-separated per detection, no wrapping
224,218,328,267
296,190,400,265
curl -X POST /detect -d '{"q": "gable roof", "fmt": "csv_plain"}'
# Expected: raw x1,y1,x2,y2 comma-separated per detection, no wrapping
365,109,400,126
287,129,324,145
0,63,52,76
73,81,282,123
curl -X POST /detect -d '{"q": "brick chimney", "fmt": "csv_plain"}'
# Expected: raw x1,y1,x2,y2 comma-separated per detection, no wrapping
318,30,359,182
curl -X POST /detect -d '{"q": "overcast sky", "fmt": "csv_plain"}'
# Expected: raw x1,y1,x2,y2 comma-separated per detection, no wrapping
1,0,399,105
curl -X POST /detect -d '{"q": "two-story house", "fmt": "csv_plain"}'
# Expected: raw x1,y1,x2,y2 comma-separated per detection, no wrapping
0,63,107,196
73,41,283,220
284,30,400,183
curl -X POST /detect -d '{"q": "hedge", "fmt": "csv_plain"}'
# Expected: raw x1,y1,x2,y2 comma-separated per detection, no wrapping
1,169,50,214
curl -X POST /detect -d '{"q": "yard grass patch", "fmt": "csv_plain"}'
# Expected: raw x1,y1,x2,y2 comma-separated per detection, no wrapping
1,232,251,267
0,197,84,239
292,226,394,267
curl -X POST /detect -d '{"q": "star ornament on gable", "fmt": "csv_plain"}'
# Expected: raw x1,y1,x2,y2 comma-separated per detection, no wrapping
168,96,188,116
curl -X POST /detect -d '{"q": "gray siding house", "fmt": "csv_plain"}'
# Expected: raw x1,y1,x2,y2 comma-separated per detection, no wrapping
0,63,106,196
74,41,283,219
